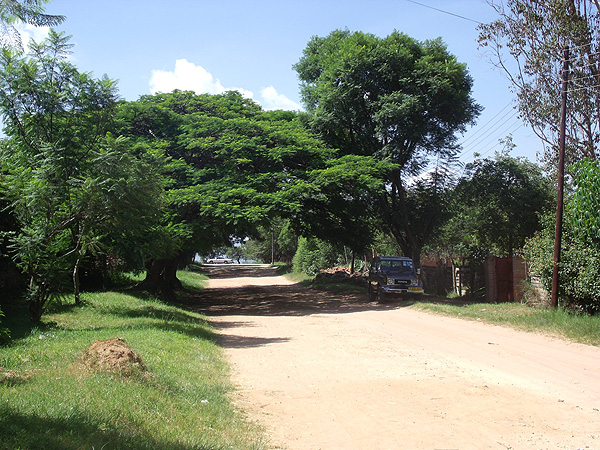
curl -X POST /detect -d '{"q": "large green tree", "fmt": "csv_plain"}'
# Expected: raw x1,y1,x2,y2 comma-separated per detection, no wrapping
0,31,163,320
116,91,351,297
454,154,554,256
479,0,600,169
294,29,481,265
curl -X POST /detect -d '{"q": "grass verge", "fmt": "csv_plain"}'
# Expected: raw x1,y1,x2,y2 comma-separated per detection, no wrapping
411,298,600,347
302,277,600,347
0,270,264,450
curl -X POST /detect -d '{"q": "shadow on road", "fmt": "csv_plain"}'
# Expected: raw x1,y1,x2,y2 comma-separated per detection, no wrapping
179,265,473,349
183,265,474,319
181,265,415,317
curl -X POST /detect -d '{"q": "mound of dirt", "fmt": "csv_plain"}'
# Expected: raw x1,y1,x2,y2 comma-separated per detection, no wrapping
82,338,147,378
313,266,367,285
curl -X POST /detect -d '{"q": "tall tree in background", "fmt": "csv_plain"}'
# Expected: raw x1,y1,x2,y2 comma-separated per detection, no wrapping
455,154,554,256
294,29,481,265
479,0,600,169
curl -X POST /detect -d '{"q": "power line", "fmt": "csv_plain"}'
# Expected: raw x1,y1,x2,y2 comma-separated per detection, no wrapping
457,107,519,160
462,121,524,163
568,83,600,93
459,101,513,147
404,0,484,25
460,119,522,164
461,109,519,153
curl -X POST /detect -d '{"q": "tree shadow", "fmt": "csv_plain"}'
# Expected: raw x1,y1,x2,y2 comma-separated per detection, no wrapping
217,332,291,349
181,280,405,317
0,405,221,450
182,265,478,319
85,303,218,342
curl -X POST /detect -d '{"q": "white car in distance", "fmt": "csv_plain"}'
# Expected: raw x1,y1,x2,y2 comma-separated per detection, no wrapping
205,257,233,264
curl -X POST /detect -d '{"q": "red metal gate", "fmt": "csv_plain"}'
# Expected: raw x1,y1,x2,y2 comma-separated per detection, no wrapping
496,257,514,302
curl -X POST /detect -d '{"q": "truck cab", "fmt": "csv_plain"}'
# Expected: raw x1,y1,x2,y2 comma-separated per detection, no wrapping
368,256,424,302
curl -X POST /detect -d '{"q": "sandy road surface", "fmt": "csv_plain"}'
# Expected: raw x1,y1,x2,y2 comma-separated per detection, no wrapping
185,265,600,450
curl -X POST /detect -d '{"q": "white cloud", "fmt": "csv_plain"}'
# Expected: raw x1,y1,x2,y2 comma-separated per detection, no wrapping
260,86,301,111
149,59,301,111
14,22,50,50
149,59,254,99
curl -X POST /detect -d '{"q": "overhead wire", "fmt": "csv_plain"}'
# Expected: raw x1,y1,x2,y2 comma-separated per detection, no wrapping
458,101,513,147
459,119,523,164
461,109,519,152
404,0,484,25
401,1,600,165
456,107,521,162
462,121,524,164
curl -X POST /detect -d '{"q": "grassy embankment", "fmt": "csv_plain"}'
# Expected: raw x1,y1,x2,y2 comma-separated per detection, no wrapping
0,270,265,450
308,275,600,347
412,300,600,346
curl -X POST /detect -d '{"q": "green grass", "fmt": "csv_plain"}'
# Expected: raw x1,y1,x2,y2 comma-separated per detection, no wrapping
411,299,600,346
0,270,264,450
306,278,600,347
177,269,209,292
284,272,312,283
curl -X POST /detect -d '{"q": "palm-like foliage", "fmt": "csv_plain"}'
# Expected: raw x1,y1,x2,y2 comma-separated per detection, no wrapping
0,0,65,51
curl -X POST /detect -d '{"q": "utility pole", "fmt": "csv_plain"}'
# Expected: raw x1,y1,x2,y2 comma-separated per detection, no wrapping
551,46,569,309
271,226,275,265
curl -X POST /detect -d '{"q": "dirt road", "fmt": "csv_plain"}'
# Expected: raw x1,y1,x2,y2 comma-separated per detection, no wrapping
188,265,600,450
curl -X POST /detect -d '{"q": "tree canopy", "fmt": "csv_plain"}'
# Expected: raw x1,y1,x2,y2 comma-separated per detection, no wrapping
478,0,600,169
455,154,554,257
116,90,384,295
0,31,164,320
294,29,481,264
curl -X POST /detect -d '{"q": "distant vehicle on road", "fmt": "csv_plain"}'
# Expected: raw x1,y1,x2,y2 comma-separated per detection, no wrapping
205,257,233,264
368,256,423,302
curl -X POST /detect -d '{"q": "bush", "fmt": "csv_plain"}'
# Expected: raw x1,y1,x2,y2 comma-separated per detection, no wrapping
524,211,600,314
0,306,9,344
292,237,344,276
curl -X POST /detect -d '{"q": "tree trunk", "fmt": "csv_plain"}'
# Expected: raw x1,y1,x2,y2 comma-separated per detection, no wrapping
28,276,49,322
73,255,81,305
140,256,183,301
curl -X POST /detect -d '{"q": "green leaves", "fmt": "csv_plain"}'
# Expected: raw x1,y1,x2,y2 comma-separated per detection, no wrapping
0,32,164,319
571,158,600,244
116,90,337,254
456,155,553,256
295,29,480,262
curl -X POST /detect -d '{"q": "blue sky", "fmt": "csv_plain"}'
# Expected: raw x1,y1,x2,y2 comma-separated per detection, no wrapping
19,0,545,165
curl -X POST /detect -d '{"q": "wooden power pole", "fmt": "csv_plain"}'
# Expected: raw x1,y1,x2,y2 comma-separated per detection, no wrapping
551,47,570,309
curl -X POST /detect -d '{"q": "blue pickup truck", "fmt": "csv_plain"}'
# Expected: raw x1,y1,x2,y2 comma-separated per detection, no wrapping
368,256,424,302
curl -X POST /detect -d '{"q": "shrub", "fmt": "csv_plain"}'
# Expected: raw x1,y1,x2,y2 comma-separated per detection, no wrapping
292,237,344,276
0,307,9,344
524,211,600,314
